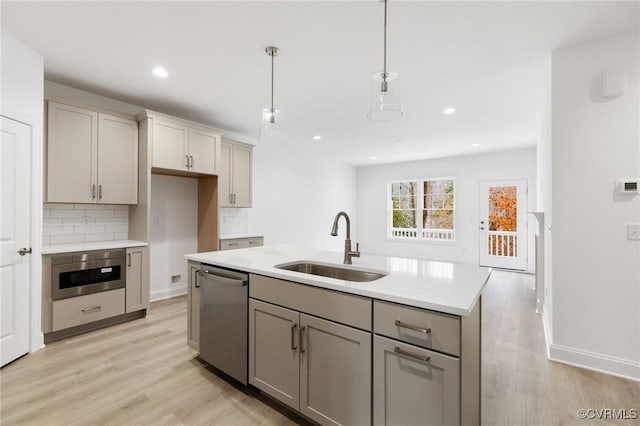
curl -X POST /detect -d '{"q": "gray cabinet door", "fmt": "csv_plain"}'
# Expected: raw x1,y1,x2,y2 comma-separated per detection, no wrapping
187,263,200,350
374,335,460,426
125,247,148,312
249,299,300,411
299,313,371,426
97,113,138,204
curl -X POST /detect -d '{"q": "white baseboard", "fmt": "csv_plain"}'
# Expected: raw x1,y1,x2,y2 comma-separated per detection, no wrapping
150,285,187,302
549,343,640,382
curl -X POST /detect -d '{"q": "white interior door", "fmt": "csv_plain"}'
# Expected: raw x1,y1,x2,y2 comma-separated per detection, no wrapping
479,180,527,270
1,116,32,366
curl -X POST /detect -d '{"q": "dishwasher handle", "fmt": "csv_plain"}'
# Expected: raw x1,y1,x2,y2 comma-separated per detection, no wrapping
197,269,247,287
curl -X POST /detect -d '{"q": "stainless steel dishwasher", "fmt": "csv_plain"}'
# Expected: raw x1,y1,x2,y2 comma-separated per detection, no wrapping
197,265,249,385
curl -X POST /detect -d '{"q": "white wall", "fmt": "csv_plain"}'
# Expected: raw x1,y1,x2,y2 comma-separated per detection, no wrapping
1,32,44,352
356,148,537,271
149,174,197,301
248,144,356,252
550,31,640,379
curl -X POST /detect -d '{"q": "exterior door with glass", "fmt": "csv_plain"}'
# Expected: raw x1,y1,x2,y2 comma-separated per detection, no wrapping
479,180,528,270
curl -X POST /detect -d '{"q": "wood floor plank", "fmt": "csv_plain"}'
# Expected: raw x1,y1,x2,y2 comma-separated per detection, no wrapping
2,274,639,425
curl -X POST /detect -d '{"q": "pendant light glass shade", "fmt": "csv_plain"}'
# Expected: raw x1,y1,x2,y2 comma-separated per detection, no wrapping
259,108,284,143
367,0,402,121
367,71,403,121
259,46,285,143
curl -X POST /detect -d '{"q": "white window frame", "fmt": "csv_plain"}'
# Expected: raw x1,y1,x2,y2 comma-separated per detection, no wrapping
387,177,456,242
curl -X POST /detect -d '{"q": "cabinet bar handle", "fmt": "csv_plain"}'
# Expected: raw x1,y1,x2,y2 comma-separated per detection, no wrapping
394,319,431,334
229,194,233,204
291,324,297,350
91,184,96,199
299,326,306,353
127,253,131,267
185,155,190,169
82,305,101,313
194,271,200,288
98,185,103,200
190,155,194,169
394,346,431,363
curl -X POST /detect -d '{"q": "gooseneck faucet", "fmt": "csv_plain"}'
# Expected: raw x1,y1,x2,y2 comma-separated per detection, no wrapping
331,211,361,265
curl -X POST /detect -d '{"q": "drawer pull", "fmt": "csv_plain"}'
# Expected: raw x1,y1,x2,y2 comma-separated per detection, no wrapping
291,324,297,350
228,243,239,247
394,319,431,334
394,346,431,363
81,305,101,313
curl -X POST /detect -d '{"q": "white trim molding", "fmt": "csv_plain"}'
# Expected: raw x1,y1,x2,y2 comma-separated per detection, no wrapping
150,286,187,302
549,344,640,382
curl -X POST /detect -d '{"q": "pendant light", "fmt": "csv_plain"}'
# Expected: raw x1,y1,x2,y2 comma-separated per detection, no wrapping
367,0,403,121
259,46,285,143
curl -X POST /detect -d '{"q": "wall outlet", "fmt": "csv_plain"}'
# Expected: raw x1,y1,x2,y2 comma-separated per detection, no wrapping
171,274,181,284
627,224,640,241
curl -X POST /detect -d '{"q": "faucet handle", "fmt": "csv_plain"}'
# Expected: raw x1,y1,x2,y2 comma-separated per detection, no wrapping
354,243,361,257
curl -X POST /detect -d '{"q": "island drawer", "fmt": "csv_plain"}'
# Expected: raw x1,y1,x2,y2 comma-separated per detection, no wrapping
374,300,460,356
52,288,125,331
249,274,372,331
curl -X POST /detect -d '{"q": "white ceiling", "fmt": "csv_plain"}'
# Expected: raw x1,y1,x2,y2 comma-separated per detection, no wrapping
2,1,638,165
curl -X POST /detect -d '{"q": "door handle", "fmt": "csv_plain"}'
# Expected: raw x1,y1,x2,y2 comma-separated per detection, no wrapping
299,326,306,353
127,253,132,267
185,155,190,169
17,247,32,256
291,324,297,350
190,155,194,169
98,185,103,200
91,184,96,199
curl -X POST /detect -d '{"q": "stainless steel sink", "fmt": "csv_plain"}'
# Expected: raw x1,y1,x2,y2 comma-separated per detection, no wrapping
275,261,388,282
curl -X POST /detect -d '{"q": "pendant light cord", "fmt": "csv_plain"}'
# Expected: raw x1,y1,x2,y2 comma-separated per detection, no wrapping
271,52,275,114
383,0,388,78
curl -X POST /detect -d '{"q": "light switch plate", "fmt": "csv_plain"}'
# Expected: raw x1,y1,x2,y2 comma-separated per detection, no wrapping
627,224,640,240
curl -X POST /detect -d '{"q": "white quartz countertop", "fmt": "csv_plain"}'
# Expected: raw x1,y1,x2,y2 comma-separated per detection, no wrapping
42,240,148,255
219,233,264,240
185,244,491,316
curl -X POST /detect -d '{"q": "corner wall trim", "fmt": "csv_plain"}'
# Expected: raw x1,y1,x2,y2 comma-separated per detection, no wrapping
549,344,640,382
541,313,552,359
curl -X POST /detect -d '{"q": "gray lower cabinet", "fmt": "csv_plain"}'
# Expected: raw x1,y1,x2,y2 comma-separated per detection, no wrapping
187,261,200,350
249,298,371,426
374,335,460,426
125,247,149,313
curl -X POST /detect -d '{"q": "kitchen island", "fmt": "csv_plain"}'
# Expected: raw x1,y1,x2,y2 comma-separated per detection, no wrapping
185,245,491,426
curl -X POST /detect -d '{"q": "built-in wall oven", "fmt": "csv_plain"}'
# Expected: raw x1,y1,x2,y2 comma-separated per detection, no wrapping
51,249,126,300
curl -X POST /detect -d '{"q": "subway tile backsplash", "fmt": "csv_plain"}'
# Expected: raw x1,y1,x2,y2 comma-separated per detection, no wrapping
219,207,248,235
42,203,129,245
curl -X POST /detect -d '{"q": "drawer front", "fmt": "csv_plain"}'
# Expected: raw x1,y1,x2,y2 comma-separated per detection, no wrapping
52,289,125,331
250,274,372,331
374,335,460,426
220,237,263,250
374,300,460,356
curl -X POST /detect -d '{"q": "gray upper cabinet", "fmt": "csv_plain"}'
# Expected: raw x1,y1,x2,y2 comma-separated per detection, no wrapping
152,116,220,175
47,101,138,204
219,139,252,207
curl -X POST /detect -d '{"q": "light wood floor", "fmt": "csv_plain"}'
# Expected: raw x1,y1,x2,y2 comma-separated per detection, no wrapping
1,271,638,425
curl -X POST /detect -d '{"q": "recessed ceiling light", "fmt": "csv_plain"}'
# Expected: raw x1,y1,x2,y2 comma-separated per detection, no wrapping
312,135,321,140
443,107,456,115
471,143,480,147
152,67,169,78
369,156,377,160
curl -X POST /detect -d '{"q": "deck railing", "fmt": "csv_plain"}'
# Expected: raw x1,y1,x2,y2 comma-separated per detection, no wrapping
488,231,517,257
390,228,455,241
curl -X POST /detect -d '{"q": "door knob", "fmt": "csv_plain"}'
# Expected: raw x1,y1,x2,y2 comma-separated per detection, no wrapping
479,227,485,230
17,247,32,256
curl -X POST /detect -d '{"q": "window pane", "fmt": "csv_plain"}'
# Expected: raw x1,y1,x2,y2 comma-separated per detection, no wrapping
488,186,517,231
423,209,454,230
392,210,416,228
392,181,417,197
392,195,416,210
